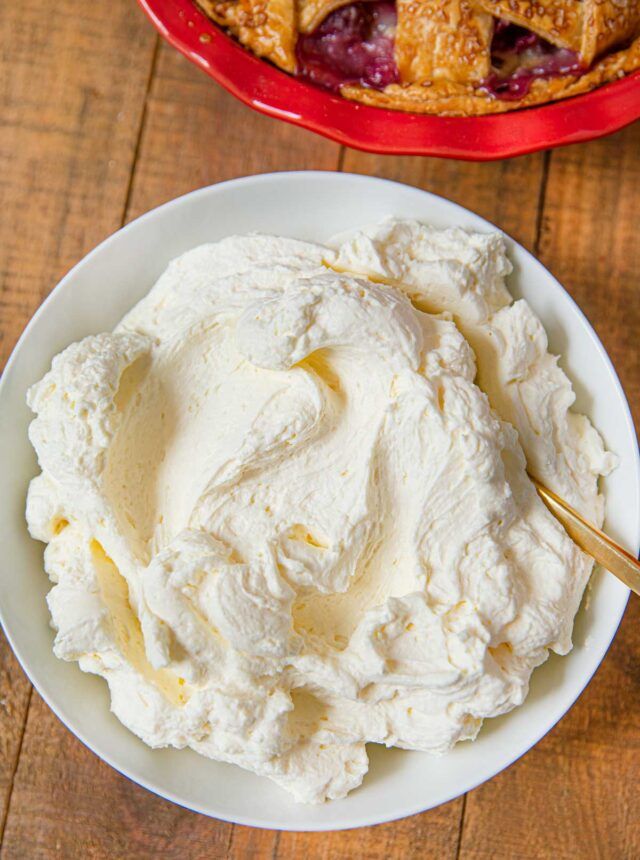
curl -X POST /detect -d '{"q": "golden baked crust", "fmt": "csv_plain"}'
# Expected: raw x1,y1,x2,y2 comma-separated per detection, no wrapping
395,0,493,83
298,0,348,33
341,34,640,115
195,0,296,71
582,0,640,62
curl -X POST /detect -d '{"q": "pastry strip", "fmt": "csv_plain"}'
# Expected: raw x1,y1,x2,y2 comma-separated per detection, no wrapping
196,0,297,71
395,0,493,83
298,0,352,33
581,0,640,63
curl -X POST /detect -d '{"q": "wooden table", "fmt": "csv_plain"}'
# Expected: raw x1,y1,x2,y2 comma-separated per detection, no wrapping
1,1,639,856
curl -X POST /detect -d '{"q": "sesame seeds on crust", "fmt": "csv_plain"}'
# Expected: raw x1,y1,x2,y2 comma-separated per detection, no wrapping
195,0,297,71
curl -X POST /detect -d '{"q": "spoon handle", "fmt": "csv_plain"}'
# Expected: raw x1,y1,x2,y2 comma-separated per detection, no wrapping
531,478,640,596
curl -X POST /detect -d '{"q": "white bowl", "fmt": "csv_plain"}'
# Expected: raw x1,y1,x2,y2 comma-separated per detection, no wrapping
0,172,638,831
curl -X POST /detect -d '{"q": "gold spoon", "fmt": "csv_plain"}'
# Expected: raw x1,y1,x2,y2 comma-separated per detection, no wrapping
530,476,640,596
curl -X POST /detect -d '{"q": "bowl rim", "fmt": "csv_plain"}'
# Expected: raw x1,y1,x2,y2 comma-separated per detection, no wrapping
0,171,638,830
137,0,640,160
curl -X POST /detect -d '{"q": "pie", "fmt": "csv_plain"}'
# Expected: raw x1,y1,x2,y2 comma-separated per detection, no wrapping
195,0,640,114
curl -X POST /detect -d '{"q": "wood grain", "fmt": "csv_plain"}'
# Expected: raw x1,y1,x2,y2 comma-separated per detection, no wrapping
274,800,464,859
124,41,340,222
0,0,156,368
340,149,547,251
0,643,31,846
0,0,156,845
223,799,462,860
538,124,640,429
2,695,235,859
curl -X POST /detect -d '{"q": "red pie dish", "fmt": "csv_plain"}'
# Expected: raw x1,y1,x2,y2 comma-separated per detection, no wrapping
137,0,640,159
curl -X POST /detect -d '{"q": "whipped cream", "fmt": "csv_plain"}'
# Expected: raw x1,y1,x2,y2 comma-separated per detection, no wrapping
26,221,614,803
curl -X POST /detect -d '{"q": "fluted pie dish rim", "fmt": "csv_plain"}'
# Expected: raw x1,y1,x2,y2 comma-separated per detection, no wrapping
137,0,640,158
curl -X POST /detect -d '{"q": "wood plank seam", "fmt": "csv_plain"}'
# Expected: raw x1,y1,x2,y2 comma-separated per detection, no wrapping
453,792,468,860
121,35,161,226
223,822,235,856
270,830,281,858
0,686,32,848
533,150,552,257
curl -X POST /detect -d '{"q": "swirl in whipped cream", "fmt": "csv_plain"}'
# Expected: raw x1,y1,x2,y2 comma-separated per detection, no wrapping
26,221,615,802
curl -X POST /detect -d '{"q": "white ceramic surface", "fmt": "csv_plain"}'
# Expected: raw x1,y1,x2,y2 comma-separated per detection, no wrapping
0,172,638,831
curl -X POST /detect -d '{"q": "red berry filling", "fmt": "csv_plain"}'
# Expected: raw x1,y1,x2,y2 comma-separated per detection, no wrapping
484,20,584,99
296,2,399,91
295,7,585,101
